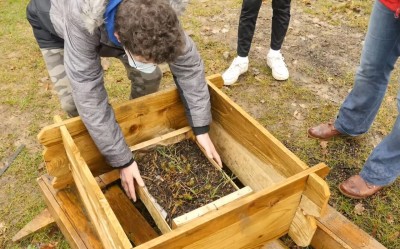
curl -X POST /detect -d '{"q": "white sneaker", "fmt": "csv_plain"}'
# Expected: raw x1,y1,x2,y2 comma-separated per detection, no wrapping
222,56,249,85
267,52,289,81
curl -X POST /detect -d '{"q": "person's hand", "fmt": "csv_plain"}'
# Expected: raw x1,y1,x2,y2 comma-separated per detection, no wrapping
196,133,222,167
120,161,145,201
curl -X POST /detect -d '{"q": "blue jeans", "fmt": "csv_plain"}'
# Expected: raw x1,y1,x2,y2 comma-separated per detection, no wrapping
334,0,400,186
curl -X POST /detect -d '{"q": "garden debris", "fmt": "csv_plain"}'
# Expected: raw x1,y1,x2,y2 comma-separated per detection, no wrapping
0,144,25,177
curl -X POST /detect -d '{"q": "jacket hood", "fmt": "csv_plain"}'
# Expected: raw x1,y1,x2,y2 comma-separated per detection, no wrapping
81,0,189,34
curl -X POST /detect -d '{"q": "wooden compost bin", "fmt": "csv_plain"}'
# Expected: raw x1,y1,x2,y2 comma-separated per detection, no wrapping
34,75,386,249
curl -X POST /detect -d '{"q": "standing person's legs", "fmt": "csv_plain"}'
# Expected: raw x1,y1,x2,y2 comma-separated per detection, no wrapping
222,0,262,85
237,0,263,57
27,0,78,117
270,0,291,50
360,105,400,186
334,0,400,136
308,0,400,139
267,0,291,81
119,55,162,99
340,100,400,198
359,37,400,187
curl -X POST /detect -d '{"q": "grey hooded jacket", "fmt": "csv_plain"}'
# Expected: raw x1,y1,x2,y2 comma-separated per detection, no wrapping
44,0,211,168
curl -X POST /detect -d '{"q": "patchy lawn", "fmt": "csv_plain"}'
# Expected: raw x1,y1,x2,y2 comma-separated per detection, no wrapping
0,0,398,248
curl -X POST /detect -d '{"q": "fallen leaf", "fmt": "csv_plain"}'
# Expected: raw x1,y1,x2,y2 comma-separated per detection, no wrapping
320,141,328,155
388,231,399,242
39,242,58,249
251,68,260,76
222,51,230,60
354,203,365,215
299,104,307,109
386,213,395,224
221,28,229,33
293,110,304,120
0,222,6,236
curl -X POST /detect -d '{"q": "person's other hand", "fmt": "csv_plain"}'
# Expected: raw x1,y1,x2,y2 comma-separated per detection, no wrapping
196,133,222,167
120,161,145,201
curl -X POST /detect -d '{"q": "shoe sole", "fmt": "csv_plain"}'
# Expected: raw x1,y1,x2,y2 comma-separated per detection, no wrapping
267,61,288,81
307,130,349,140
223,69,248,86
338,184,365,199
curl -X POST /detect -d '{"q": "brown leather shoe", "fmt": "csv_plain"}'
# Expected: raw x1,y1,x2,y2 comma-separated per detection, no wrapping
339,175,383,199
308,122,343,139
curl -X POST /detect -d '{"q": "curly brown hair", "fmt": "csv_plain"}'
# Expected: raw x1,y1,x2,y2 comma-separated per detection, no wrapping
115,0,185,64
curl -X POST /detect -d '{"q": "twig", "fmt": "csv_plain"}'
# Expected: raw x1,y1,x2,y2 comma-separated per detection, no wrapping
0,144,25,177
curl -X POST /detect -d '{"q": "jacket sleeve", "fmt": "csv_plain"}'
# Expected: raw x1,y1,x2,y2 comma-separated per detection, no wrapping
168,32,212,134
63,9,133,168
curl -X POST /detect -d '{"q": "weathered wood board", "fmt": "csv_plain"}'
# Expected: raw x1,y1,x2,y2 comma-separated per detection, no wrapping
31,74,386,249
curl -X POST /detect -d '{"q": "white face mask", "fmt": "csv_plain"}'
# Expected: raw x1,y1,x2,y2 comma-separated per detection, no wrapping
124,48,157,74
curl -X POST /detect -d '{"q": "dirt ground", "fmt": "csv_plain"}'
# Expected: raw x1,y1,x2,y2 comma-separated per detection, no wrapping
0,0,398,248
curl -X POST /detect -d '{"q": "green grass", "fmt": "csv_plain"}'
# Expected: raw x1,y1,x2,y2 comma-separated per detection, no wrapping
0,0,398,248
300,0,373,30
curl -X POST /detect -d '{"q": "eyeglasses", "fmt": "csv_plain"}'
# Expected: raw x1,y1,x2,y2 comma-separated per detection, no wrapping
124,47,157,74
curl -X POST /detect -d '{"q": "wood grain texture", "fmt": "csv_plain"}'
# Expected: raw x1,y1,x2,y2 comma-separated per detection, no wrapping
288,207,317,246
301,172,330,217
12,208,55,242
40,88,187,189
209,122,285,191
56,116,132,249
137,186,172,234
312,206,387,249
134,164,328,249
172,186,253,227
207,80,309,178
104,185,159,245
37,175,102,249
206,74,224,89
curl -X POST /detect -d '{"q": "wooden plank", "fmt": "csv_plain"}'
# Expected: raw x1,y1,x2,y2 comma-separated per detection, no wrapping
12,208,55,242
209,122,287,191
193,138,239,190
129,126,192,151
205,76,379,249
208,80,309,178
55,116,132,249
37,175,92,249
256,240,289,249
286,169,330,246
288,207,317,246
301,173,330,217
312,206,387,249
172,186,253,227
38,89,183,147
134,164,328,249
137,186,172,234
39,88,187,189
206,74,224,88
96,170,120,189
104,185,159,245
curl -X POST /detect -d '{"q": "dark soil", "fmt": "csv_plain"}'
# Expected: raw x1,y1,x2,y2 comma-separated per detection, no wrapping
135,139,237,224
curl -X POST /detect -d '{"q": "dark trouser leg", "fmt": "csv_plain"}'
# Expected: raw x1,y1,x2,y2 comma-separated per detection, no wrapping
119,55,162,99
270,0,291,50
237,0,262,57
